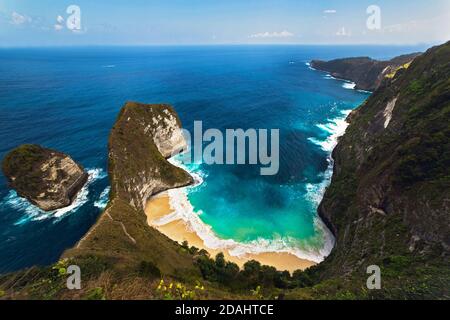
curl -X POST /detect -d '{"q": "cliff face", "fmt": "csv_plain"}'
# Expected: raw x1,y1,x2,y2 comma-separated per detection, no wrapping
108,102,193,212
311,53,421,91
311,41,450,298
2,144,88,211
63,102,196,276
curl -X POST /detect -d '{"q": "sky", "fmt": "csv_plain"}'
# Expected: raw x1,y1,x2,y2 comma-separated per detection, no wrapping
0,0,449,46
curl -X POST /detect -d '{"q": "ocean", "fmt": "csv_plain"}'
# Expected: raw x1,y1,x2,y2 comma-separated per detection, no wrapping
0,45,429,272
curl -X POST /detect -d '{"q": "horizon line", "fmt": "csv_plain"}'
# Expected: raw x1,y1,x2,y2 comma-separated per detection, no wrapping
0,41,442,49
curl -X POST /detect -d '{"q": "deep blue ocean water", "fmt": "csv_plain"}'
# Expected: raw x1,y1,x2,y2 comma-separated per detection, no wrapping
0,45,429,272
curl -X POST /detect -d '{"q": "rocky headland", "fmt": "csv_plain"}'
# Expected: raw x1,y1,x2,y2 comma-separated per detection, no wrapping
63,102,198,277
298,41,450,299
311,52,421,91
2,144,88,211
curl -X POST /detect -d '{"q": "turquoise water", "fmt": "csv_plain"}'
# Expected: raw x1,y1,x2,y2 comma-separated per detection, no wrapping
0,45,429,272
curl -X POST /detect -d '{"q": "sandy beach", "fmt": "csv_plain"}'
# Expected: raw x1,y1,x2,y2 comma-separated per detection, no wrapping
145,192,316,273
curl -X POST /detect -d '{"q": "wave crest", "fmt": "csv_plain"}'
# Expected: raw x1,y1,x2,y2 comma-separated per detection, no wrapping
0,168,107,225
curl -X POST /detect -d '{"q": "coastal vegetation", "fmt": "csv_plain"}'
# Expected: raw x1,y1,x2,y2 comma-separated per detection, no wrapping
311,52,420,91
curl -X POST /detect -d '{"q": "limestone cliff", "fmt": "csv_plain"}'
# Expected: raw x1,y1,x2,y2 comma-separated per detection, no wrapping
311,52,421,91
107,102,193,211
2,144,88,211
304,41,450,299
64,102,197,277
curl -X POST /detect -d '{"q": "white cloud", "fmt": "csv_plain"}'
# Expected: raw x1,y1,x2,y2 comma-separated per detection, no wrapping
54,15,65,31
11,11,32,25
336,26,351,37
324,9,337,14
376,13,450,43
249,30,294,38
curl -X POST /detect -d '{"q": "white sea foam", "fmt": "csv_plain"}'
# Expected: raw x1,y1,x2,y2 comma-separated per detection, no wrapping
306,62,316,70
323,74,336,80
153,155,333,263
304,160,336,258
94,186,111,209
308,109,352,152
0,168,107,225
102,65,116,68
303,110,354,258
322,73,357,91
342,82,356,90
304,109,354,256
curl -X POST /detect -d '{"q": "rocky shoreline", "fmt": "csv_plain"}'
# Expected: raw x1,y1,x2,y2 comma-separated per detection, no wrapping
310,52,421,91
2,144,88,211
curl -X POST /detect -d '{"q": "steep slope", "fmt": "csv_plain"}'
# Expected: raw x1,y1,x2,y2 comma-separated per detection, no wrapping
0,102,240,299
291,41,449,299
311,53,421,91
63,102,196,275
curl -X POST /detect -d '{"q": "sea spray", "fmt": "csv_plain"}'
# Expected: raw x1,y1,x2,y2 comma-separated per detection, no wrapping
304,109,355,255
305,62,316,70
322,72,357,90
308,109,352,152
342,82,357,90
94,186,111,209
0,168,108,225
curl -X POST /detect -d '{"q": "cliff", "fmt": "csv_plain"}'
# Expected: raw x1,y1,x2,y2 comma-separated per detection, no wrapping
292,41,449,299
311,52,421,91
106,102,193,211
1,144,88,211
63,102,197,275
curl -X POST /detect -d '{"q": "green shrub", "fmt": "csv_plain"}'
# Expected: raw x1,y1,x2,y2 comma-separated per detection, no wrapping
408,79,425,95
138,261,161,279
85,287,106,300
292,270,314,287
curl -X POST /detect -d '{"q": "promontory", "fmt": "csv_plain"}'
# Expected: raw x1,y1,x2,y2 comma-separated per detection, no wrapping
2,144,88,211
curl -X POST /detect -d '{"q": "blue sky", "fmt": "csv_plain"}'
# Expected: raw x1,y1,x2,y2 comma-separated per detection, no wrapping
0,0,449,46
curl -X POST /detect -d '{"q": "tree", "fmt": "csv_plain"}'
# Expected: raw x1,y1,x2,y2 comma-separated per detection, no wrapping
215,253,226,269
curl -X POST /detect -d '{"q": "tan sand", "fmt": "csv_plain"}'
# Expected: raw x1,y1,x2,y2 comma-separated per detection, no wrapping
145,193,316,273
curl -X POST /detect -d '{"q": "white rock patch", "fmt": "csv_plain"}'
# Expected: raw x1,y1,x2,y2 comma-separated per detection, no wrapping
383,96,398,128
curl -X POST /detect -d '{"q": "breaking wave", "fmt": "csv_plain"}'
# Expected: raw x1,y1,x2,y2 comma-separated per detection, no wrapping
308,109,352,152
94,186,111,209
0,168,107,225
342,81,356,90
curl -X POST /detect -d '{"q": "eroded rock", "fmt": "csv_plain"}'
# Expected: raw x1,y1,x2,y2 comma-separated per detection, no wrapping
2,144,88,211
